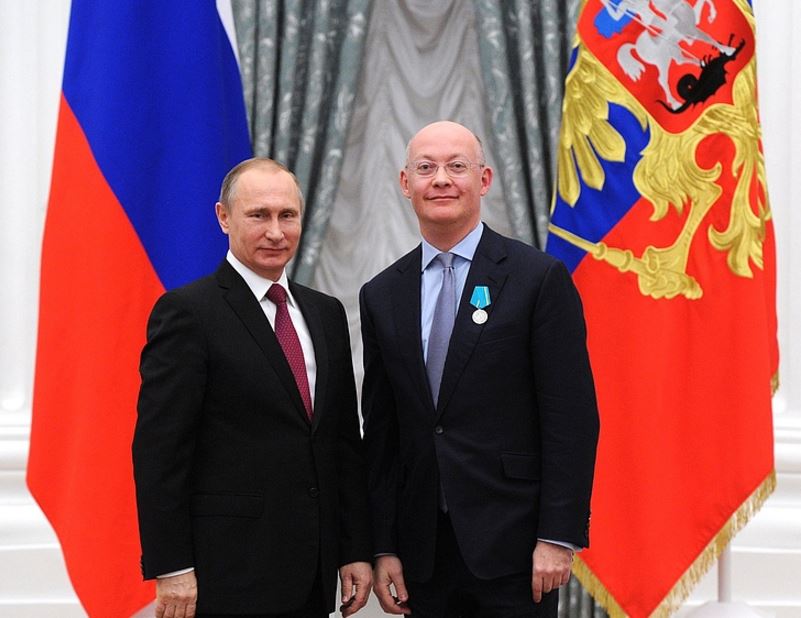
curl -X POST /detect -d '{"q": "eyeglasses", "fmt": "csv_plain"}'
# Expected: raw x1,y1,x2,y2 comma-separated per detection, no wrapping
406,160,484,178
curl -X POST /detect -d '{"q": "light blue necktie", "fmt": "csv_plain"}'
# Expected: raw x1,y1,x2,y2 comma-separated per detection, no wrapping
426,252,456,407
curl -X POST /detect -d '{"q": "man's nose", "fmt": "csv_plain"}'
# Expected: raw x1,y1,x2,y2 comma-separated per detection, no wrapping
432,165,452,186
263,219,283,240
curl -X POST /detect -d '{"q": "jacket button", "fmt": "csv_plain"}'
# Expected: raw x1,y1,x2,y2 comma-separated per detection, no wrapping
309,487,319,498
434,425,444,435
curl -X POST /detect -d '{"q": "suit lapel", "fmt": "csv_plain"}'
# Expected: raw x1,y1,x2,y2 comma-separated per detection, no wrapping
390,246,434,411
436,227,509,418
216,261,309,424
291,282,328,432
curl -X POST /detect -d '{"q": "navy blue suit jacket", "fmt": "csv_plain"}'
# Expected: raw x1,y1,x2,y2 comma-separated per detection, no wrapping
360,225,599,582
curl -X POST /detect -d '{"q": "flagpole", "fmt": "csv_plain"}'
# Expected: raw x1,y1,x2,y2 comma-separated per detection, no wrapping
687,546,764,616
718,546,732,603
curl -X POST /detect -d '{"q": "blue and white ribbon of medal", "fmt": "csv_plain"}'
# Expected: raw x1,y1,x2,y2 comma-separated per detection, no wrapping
469,286,491,324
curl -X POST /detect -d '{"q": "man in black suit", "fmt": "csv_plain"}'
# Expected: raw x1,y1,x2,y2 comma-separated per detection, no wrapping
133,158,372,618
360,121,599,616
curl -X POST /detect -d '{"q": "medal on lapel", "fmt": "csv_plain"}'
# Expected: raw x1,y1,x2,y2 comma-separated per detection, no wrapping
470,285,491,324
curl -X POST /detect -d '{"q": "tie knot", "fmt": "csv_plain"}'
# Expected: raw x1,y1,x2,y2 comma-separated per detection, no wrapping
266,283,287,304
435,252,454,269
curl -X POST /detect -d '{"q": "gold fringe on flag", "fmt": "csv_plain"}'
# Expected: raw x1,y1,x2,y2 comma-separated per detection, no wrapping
572,556,627,617
573,469,777,617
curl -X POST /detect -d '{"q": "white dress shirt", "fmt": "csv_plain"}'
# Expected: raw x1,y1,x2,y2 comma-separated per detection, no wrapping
226,251,317,407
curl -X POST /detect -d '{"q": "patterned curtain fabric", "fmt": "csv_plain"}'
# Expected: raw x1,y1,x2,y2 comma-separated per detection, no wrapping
311,0,515,383
473,0,580,248
234,2,606,614
232,0,371,284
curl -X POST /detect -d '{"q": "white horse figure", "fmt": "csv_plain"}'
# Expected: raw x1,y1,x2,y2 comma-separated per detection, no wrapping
602,0,736,109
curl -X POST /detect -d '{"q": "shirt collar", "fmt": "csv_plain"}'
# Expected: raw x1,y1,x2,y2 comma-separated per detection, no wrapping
226,251,296,307
421,222,484,271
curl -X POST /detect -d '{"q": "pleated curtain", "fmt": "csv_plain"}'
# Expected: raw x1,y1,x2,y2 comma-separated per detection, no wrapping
233,2,605,614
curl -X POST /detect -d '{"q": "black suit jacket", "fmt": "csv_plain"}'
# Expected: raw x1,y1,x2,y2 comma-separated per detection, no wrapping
360,225,599,582
133,260,371,614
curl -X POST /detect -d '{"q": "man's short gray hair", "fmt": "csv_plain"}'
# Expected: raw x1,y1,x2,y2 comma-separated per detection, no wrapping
218,157,305,214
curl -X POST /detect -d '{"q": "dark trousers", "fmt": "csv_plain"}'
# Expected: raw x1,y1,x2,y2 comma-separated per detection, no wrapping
407,513,558,618
197,565,327,618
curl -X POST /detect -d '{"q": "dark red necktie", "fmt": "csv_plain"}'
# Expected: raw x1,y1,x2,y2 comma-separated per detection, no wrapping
266,283,313,420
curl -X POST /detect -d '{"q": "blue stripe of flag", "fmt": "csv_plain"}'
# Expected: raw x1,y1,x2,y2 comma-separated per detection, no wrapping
547,102,649,272
62,2,252,289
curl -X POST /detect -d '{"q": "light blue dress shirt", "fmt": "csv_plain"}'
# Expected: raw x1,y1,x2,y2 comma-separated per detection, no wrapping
420,222,484,362
418,221,579,554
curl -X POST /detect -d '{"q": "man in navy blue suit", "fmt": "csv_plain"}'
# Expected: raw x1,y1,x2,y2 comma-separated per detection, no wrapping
360,121,599,617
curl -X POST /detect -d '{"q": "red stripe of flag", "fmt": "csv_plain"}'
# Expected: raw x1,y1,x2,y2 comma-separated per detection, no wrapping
28,95,163,616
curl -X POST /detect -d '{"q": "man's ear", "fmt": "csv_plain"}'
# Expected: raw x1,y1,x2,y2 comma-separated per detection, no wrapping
399,169,411,199
479,165,493,197
215,202,230,234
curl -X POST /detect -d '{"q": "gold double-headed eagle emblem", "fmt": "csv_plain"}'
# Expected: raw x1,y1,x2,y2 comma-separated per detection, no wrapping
549,4,770,301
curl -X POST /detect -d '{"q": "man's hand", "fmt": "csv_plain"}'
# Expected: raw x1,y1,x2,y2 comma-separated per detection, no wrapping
372,555,411,615
155,571,197,618
531,541,573,603
339,561,373,616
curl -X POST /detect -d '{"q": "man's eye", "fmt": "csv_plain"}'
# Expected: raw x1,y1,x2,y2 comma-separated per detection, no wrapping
448,161,468,172
417,162,435,173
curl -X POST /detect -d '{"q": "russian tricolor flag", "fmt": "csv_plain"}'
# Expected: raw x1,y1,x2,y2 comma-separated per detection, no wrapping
27,3,251,615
